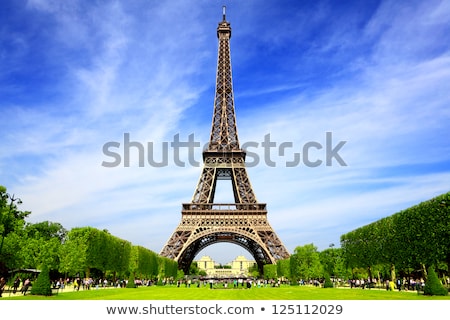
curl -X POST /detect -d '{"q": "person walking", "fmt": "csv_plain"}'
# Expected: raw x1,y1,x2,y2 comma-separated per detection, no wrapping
0,277,6,297
21,278,31,295
13,277,21,294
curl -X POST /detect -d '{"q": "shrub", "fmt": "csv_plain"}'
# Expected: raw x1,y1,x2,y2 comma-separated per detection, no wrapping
30,265,52,296
423,266,448,296
126,275,136,288
323,273,334,288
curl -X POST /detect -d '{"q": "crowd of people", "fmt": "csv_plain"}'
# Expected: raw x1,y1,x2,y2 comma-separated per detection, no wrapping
2,274,448,297
346,277,444,291
0,276,32,297
173,277,287,289
49,277,160,291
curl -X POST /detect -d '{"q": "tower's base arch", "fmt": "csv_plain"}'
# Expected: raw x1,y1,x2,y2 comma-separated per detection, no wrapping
160,204,290,275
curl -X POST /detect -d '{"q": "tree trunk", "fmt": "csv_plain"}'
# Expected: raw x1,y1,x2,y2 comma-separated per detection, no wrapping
446,254,450,285
390,263,396,281
421,263,428,280
367,266,373,282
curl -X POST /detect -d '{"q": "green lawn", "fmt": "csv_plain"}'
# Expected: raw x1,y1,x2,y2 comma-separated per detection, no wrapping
4,285,450,300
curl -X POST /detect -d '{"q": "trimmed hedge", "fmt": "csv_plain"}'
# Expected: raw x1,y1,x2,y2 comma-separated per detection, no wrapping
423,266,448,296
30,265,52,296
126,275,136,288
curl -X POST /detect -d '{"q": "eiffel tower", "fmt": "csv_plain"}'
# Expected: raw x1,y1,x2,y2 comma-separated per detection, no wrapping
160,7,290,274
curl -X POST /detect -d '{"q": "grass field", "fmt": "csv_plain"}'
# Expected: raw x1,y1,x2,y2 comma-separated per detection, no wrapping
3,284,450,300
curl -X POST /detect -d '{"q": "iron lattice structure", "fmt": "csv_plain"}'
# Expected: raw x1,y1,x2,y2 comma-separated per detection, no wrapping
160,8,290,273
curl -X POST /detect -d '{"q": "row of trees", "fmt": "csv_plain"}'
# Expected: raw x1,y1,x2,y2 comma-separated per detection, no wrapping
340,192,450,281
262,243,348,284
60,227,178,280
258,192,449,293
0,186,178,282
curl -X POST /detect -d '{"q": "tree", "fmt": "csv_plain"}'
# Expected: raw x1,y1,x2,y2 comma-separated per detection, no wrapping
130,246,161,279
291,244,323,281
1,231,24,271
59,228,89,277
0,186,30,260
263,264,277,280
126,274,136,288
393,193,450,271
340,192,450,281
423,266,448,296
60,227,133,279
0,187,31,273
30,265,52,296
320,247,350,282
177,269,185,280
159,257,178,279
277,259,290,280
20,221,66,271
129,245,139,279
323,272,334,288
249,263,260,279
25,221,67,242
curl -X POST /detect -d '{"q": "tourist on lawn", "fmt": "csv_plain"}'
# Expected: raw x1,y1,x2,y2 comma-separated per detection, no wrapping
0,277,6,297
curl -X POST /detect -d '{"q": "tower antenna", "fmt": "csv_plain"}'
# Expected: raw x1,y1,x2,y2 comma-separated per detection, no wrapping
222,5,226,21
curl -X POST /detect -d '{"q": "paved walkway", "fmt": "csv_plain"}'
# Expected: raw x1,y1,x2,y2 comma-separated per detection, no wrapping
1,284,119,298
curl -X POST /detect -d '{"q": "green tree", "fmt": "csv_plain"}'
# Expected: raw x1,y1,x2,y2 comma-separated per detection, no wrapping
263,264,277,280
109,236,132,279
161,257,178,279
392,193,450,271
291,243,323,281
20,221,66,271
323,272,334,288
126,274,136,288
25,221,67,242
340,192,450,281
59,228,89,277
319,247,351,283
177,269,185,280
276,259,290,280
30,265,52,296
148,249,159,278
129,245,139,278
1,231,24,270
61,227,133,279
189,261,200,276
423,266,448,296
249,263,260,279
0,186,31,268
127,245,161,280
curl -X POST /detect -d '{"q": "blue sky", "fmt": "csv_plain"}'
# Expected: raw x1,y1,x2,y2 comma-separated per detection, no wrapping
1,0,449,264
